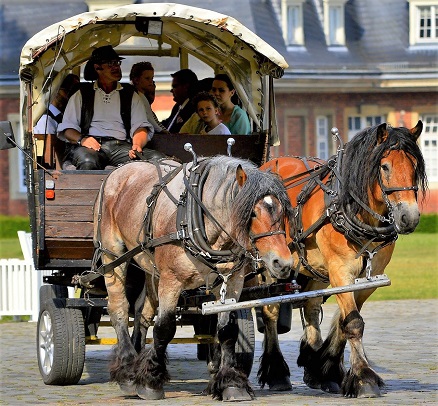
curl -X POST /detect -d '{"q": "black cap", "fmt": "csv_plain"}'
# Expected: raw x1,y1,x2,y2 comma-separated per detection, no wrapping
84,45,124,81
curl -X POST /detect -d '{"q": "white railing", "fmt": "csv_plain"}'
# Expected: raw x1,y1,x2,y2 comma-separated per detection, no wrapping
0,258,51,321
0,232,51,322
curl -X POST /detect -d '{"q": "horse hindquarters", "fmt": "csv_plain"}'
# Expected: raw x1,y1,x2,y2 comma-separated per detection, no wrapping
207,311,254,401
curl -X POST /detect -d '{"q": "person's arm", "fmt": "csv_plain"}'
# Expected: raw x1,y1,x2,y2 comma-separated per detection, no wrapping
129,128,149,159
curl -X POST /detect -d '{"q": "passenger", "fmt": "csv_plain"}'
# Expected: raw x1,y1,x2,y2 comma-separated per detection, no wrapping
192,92,231,135
129,62,169,134
179,77,214,134
57,45,164,170
33,73,80,169
161,68,198,133
211,73,251,135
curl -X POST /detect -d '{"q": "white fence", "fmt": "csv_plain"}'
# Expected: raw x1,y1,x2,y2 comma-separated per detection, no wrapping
0,232,51,322
0,258,51,321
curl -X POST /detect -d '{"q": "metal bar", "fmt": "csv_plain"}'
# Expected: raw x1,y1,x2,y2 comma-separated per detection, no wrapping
202,275,391,315
86,335,214,345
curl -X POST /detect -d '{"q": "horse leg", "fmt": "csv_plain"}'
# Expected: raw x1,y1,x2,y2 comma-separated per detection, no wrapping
131,274,157,353
133,275,180,400
257,304,292,391
105,263,138,396
297,295,343,392
207,311,254,401
340,287,385,398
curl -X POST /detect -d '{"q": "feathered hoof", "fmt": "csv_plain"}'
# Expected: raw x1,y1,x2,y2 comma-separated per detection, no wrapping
222,387,253,402
137,385,165,400
269,377,292,391
321,381,341,394
357,382,381,398
118,380,137,396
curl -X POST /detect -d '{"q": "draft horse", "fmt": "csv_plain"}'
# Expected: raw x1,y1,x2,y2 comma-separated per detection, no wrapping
257,121,427,397
93,155,293,401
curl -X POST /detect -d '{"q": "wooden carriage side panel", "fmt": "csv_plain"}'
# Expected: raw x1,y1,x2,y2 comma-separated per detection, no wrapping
39,171,109,268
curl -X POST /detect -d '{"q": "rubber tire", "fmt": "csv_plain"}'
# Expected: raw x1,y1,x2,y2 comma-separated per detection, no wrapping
39,284,68,309
205,309,255,377
37,298,85,385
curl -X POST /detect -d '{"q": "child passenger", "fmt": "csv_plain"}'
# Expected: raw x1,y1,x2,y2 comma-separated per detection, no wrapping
193,91,231,135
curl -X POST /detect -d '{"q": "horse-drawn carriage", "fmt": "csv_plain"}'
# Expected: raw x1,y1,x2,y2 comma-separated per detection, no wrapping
1,2,427,402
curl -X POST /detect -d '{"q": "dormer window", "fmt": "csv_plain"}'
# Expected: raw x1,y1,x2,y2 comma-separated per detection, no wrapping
408,1,438,45
323,0,347,47
282,0,305,47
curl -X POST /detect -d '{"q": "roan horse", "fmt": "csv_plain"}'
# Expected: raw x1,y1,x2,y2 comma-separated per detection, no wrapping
93,155,293,401
257,121,427,397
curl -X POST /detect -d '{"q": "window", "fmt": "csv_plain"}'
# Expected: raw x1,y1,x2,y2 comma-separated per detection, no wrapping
408,1,438,45
323,0,347,46
7,114,27,199
348,115,384,140
282,0,305,46
316,116,329,159
421,114,438,182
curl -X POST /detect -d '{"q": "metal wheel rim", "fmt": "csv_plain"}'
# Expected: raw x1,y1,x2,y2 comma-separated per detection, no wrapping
38,310,54,375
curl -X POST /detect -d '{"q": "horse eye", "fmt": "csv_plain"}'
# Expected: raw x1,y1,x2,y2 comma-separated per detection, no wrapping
251,211,257,218
381,163,390,172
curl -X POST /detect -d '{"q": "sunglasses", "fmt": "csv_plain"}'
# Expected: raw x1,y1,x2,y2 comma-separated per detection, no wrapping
102,60,122,68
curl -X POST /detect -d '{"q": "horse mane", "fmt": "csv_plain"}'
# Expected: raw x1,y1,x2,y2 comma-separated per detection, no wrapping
340,123,428,215
203,156,293,247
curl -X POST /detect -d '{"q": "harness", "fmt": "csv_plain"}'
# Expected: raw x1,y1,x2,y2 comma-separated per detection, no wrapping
79,82,134,139
286,144,418,284
88,158,276,292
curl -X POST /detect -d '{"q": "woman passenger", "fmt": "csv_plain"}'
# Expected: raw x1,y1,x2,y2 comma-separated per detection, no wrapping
210,74,251,135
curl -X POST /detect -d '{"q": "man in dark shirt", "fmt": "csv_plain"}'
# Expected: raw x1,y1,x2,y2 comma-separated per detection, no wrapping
162,69,198,133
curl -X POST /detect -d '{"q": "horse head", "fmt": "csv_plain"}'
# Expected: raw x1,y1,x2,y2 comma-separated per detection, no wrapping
373,120,427,233
343,120,427,234
232,164,293,280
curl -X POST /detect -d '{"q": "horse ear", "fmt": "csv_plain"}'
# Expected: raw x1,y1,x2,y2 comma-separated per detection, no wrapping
236,165,247,187
376,123,388,145
409,120,423,141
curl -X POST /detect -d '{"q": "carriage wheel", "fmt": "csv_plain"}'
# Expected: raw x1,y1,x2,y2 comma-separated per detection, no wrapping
204,308,255,377
39,284,68,309
37,298,85,385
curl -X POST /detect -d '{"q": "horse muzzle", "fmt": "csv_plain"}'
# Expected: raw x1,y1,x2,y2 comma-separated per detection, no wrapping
392,202,420,234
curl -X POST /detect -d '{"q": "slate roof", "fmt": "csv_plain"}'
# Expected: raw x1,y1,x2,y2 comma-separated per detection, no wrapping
1,0,437,83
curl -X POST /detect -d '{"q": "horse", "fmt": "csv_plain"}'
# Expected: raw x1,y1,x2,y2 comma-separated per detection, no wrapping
256,121,427,397
93,155,294,401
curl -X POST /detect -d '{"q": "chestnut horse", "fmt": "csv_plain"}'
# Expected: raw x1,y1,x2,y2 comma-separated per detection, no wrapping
257,121,427,397
93,156,293,401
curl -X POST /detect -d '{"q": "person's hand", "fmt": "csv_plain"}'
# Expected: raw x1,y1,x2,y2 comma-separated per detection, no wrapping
80,136,100,151
129,144,143,159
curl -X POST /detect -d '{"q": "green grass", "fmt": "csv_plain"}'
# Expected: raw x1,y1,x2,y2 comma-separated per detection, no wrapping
0,239,25,259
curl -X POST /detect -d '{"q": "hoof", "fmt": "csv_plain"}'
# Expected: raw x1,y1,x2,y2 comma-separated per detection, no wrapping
118,380,137,396
137,385,165,400
321,381,341,394
357,382,381,398
222,387,252,402
269,377,292,391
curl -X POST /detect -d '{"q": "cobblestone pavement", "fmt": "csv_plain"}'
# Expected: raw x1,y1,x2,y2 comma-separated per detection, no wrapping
1,299,437,405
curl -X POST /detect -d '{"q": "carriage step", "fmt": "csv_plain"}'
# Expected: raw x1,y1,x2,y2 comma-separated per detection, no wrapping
201,275,391,315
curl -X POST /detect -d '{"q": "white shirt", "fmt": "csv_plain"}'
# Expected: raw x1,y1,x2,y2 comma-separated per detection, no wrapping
201,122,232,135
34,104,62,134
58,81,154,141
138,92,167,133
